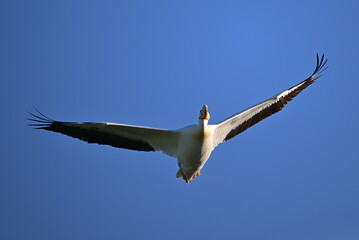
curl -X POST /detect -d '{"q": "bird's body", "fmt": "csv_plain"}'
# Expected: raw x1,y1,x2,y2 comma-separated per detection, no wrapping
176,120,215,182
28,55,327,183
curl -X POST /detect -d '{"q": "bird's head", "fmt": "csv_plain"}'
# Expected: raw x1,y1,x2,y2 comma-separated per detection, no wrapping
199,105,210,120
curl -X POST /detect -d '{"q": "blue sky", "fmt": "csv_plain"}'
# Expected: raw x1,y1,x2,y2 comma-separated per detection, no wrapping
1,0,359,239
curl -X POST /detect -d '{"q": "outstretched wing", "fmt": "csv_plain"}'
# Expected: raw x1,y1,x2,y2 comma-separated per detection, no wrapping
28,110,180,157
213,54,328,146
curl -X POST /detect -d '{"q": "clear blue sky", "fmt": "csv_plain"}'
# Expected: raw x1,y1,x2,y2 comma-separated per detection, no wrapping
1,1,359,239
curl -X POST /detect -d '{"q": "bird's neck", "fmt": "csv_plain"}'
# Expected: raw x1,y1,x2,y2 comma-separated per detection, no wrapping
198,119,209,129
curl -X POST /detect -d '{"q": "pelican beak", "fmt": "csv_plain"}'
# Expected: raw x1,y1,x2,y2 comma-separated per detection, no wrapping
199,105,210,120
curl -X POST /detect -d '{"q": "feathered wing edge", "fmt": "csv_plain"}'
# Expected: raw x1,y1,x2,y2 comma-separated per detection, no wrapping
214,54,328,144
27,109,179,154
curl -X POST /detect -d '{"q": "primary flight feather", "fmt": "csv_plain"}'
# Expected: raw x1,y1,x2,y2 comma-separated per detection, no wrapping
28,54,328,183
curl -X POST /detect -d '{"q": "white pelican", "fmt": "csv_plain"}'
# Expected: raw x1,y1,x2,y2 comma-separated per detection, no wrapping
28,54,327,183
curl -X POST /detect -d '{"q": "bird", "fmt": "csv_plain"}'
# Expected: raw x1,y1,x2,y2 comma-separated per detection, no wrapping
28,54,327,183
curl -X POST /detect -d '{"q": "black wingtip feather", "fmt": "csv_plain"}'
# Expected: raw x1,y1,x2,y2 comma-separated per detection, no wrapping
26,117,51,123
312,54,328,77
35,108,54,121
27,109,54,129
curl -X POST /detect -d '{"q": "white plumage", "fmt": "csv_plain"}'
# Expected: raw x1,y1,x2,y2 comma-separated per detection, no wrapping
28,55,327,183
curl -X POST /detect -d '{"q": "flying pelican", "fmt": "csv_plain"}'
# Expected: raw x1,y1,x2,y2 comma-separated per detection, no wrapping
28,54,327,183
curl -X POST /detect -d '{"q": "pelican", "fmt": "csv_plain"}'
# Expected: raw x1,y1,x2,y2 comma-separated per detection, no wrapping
28,54,327,183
